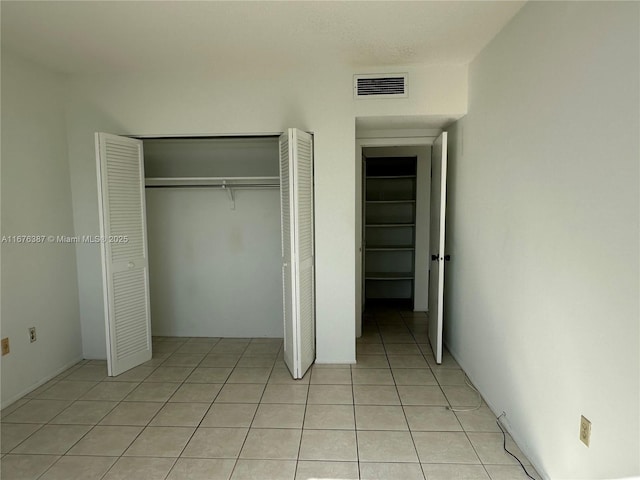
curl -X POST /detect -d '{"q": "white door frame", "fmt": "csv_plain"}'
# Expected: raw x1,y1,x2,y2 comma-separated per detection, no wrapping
355,136,436,338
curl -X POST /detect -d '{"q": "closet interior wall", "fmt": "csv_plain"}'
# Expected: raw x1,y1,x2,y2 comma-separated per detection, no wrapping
143,137,283,338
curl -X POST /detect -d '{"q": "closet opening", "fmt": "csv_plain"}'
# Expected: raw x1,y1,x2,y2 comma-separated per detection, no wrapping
95,130,316,378
142,136,284,339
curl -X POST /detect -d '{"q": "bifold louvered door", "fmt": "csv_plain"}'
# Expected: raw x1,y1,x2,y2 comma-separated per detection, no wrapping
96,133,152,376
279,128,315,379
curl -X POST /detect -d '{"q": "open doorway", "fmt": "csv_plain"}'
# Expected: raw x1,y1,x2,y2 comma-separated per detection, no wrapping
355,141,432,337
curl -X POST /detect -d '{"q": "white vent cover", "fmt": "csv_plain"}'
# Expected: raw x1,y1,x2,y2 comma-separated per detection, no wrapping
354,73,408,99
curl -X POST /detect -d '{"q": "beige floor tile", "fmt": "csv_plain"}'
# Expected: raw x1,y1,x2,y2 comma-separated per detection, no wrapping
442,385,483,407
240,428,302,460
216,384,265,403
310,368,352,385
356,343,386,355
12,424,91,455
150,402,210,427
387,355,429,369
304,404,355,430
38,455,117,480
200,354,241,368
404,406,462,431
80,382,139,401
50,401,117,425
1,398,30,418
432,367,466,385
295,461,359,480
169,383,222,403
421,463,490,480
36,381,98,401
167,458,235,480
355,405,408,430
102,456,176,480
231,459,296,480
237,355,278,368
176,342,216,354
466,432,530,465
384,343,422,355
392,368,438,386
397,385,448,406
352,355,390,369
484,464,542,480
412,431,480,464
182,427,248,458
268,368,310,385
251,404,305,429
67,425,143,456
380,334,415,343
1,423,42,453
307,385,353,405
244,343,282,355
125,382,181,402
103,366,155,382
64,365,108,382
227,367,272,384
145,366,195,383
351,369,394,385
353,385,400,405
186,367,233,383
0,454,59,480
153,342,183,354
211,343,248,354
298,429,357,461
98,401,164,428
163,353,206,367
360,462,425,480
124,426,195,457
200,404,258,428
425,352,460,369
454,407,501,432
260,384,308,404
357,430,418,462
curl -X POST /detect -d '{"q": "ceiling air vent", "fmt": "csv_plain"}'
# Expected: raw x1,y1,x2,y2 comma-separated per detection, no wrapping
354,73,408,99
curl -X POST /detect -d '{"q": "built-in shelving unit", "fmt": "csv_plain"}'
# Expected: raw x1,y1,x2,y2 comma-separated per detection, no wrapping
364,157,417,303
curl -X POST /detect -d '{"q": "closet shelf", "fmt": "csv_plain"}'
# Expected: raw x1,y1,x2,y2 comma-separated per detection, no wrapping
366,246,414,251
366,223,415,227
365,272,414,280
145,176,280,188
366,175,416,179
366,200,415,204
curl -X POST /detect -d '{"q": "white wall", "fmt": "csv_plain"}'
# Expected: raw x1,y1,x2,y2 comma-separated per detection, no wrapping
445,3,639,479
0,52,82,407
146,188,283,338
66,63,467,362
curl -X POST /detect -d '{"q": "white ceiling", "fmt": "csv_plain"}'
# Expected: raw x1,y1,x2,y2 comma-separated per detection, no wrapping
1,1,525,75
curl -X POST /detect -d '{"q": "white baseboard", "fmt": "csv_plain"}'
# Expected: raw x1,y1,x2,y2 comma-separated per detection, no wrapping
1,355,84,410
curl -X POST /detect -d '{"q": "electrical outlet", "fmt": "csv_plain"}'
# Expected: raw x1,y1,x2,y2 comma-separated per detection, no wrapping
29,327,36,343
580,415,591,447
1,338,10,356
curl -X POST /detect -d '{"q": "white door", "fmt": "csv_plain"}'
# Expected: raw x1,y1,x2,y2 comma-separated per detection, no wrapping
279,128,315,379
96,133,152,376
428,132,448,364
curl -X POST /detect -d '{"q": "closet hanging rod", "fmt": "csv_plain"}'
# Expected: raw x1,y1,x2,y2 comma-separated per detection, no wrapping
145,176,280,188
145,184,279,189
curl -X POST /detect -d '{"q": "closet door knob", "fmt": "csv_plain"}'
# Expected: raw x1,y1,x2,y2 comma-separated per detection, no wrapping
127,261,135,269
431,254,439,261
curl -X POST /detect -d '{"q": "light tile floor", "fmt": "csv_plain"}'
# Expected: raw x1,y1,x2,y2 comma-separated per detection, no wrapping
1,308,541,479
